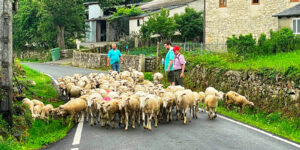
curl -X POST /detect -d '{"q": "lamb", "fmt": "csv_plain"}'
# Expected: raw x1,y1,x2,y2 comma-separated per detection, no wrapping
153,72,164,85
40,104,54,124
22,98,34,115
58,98,88,127
205,95,218,120
225,91,254,113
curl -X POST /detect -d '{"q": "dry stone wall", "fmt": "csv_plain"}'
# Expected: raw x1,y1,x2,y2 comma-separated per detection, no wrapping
72,51,145,72
188,65,300,117
15,50,50,61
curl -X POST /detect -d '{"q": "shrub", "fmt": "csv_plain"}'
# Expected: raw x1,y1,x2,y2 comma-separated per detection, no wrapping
226,34,256,57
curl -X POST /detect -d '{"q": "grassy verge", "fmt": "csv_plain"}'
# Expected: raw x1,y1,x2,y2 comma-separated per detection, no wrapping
216,103,300,144
0,61,72,150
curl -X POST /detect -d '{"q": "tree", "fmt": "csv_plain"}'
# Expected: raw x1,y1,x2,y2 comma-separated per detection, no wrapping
174,7,203,42
13,0,42,50
140,8,177,41
41,0,86,49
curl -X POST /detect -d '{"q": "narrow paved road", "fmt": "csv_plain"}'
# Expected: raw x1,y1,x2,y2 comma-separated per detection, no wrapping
23,62,300,150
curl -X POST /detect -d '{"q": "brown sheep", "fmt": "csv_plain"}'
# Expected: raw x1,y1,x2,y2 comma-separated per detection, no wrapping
205,95,218,120
225,91,254,113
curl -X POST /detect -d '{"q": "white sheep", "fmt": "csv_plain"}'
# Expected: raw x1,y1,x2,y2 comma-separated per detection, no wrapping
225,91,254,113
153,72,164,85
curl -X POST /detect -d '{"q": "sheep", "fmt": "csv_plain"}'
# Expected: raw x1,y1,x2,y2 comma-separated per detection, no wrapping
197,92,206,113
119,95,140,130
22,98,34,115
153,72,164,85
58,98,88,127
132,71,144,83
68,86,83,100
225,91,254,113
205,95,218,120
103,99,120,128
178,91,196,124
59,82,67,96
40,104,54,124
33,105,43,120
205,87,224,101
32,99,44,107
140,94,160,130
161,92,176,123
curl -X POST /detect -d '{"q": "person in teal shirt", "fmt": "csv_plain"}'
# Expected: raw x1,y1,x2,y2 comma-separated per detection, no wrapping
164,40,175,86
107,44,124,73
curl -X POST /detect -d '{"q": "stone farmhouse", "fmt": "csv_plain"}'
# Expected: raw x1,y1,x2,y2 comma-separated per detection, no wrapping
205,0,300,45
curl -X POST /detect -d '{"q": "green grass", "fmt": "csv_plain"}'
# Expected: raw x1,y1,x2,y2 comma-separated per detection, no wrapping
183,50,300,72
19,64,64,107
217,103,300,144
0,61,71,150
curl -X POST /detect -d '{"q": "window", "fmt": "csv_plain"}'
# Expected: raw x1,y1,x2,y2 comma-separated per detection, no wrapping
219,0,227,7
137,19,140,26
252,0,259,4
293,18,300,34
290,0,299,2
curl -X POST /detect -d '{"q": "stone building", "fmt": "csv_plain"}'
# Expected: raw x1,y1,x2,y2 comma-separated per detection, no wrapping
273,3,300,34
205,0,300,45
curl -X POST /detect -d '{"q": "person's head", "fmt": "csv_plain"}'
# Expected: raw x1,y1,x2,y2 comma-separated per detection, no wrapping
164,40,172,50
173,46,180,55
112,44,117,50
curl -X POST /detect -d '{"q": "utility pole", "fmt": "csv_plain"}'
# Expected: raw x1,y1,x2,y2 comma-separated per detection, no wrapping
0,0,13,126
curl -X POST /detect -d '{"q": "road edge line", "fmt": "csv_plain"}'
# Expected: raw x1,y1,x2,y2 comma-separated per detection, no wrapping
217,114,300,148
72,114,84,146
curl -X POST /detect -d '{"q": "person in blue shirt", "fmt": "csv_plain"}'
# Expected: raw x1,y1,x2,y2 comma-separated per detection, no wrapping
164,40,175,86
107,44,124,73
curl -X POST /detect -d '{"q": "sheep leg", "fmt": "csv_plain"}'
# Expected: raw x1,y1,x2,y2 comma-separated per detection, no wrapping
189,106,192,122
166,108,170,123
169,107,173,122
154,113,158,128
125,112,129,131
111,113,116,129
106,113,110,128
240,105,245,114
142,112,146,129
69,113,75,127
90,108,94,126
85,107,89,123
97,110,101,124
132,111,136,129
148,113,152,131
100,111,105,127
183,109,187,125
137,110,141,126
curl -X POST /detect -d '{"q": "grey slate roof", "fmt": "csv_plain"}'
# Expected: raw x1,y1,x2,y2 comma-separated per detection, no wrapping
273,3,300,17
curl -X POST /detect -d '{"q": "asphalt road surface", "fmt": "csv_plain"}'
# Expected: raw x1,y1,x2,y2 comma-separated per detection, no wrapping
22,62,300,150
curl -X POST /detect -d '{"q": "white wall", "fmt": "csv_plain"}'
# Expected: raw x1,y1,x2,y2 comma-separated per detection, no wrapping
89,4,103,19
129,0,204,36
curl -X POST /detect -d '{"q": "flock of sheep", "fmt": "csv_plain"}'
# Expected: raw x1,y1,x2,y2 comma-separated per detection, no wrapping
22,68,255,131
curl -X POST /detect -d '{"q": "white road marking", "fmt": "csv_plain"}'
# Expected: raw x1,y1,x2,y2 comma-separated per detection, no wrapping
72,114,84,145
71,148,79,150
217,114,300,148
44,73,59,85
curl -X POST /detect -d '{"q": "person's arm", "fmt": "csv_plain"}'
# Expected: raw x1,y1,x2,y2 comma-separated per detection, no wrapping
107,57,110,67
167,60,173,72
180,64,185,78
120,56,125,64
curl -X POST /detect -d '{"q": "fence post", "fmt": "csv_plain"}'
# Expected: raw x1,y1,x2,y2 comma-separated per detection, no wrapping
0,0,13,126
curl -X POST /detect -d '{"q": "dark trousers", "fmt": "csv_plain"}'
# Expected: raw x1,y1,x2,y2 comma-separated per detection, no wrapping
174,69,184,86
111,62,120,73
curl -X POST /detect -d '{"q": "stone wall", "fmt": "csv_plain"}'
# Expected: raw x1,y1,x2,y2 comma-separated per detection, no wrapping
188,65,300,117
205,1,300,44
15,50,50,61
60,49,74,59
72,51,145,72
